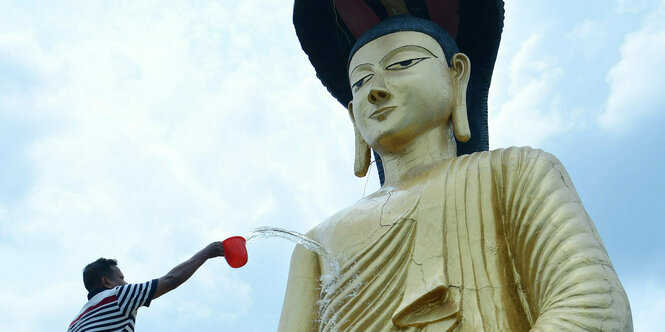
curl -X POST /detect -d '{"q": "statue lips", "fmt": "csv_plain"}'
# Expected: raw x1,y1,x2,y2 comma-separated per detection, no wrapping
369,106,397,120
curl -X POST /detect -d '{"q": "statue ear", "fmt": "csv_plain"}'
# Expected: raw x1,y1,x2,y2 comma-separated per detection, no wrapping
450,53,471,143
347,102,370,177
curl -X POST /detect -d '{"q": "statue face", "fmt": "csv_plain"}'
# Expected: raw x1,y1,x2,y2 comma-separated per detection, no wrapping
348,31,454,154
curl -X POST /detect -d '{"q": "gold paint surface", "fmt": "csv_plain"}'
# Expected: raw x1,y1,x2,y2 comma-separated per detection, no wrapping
279,31,632,331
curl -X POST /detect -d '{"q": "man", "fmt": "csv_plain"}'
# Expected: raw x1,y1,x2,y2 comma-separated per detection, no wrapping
68,241,225,332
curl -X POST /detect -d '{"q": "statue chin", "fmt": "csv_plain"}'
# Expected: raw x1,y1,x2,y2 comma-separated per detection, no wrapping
365,129,415,156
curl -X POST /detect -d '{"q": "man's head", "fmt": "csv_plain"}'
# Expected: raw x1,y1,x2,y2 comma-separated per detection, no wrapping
83,258,127,291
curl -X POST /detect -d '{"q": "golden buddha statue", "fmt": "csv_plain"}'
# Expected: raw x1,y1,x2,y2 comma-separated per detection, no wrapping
279,3,632,331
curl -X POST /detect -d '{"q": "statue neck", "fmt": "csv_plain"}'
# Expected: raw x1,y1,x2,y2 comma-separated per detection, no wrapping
378,124,456,188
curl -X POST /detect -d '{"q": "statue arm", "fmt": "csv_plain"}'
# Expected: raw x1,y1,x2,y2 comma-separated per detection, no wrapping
499,148,632,331
278,243,321,332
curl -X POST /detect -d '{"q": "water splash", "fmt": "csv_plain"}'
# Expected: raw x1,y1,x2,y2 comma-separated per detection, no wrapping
246,226,342,330
246,226,340,277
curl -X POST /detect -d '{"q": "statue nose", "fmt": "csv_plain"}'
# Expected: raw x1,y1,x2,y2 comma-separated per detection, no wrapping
367,85,390,105
368,87,390,104
367,72,391,104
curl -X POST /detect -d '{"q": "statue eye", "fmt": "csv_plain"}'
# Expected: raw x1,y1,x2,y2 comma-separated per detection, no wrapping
386,57,428,70
352,74,373,91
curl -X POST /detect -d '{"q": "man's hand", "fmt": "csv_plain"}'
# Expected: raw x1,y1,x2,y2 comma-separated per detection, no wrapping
198,241,225,259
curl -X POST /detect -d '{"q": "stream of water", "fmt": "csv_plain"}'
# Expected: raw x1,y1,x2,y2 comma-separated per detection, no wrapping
247,226,343,330
246,226,340,276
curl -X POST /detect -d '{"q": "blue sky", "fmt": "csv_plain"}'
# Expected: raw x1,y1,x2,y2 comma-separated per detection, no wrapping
0,0,663,331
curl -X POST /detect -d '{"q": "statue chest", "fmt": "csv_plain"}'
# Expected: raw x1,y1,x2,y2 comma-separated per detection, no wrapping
320,186,431,269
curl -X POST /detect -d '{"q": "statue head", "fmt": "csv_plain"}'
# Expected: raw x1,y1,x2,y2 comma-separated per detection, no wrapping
293,1,505,183
346,17,471,177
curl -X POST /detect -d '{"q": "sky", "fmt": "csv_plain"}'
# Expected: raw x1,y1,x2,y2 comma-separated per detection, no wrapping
0,0,663,331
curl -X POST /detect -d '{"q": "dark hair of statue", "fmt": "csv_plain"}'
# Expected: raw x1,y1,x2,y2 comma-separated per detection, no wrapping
348,16,460,68
83,258,118,291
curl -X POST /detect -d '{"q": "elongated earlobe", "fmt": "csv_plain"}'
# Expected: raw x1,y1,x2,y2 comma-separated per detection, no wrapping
450,53,471,143
354,129,371,177
347,102,370,177
453,104,470,142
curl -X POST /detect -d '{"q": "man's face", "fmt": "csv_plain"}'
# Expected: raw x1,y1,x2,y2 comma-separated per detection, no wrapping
348,31,454,154
103,265,128,288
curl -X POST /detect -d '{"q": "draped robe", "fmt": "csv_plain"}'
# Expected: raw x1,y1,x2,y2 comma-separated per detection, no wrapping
278,147,632,331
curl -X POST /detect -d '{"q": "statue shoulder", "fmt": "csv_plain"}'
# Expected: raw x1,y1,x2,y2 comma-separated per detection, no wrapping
445,146,562,169
307,199,366,243
484,146,565,171
447,147,571,192
488,146,559,162
308,190,391,245
481,147,580,202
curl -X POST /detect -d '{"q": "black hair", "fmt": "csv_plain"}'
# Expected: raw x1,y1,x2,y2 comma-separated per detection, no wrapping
348,15,460,67
82,258,118,291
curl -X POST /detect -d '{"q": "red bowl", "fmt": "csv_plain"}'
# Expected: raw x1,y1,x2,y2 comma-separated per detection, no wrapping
222,236,248,268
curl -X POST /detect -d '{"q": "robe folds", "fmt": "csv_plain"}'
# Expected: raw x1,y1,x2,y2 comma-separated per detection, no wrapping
280,147,632,332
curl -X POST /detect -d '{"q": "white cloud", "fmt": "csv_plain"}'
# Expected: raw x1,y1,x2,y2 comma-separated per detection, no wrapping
0,279,82,332
569,19,602,38
566,19,612,60
600,2,665,131
616,0,660,14
0,1,367,331
489,34,577,148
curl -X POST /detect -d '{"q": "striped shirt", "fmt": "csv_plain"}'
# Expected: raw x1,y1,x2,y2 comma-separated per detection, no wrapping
68,279,158,332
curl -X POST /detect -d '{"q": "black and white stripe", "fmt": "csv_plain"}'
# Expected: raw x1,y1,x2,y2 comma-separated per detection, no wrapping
68,279,157,332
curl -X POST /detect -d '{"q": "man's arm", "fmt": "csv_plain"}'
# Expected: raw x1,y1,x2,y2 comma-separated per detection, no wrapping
153,241,225,299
